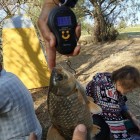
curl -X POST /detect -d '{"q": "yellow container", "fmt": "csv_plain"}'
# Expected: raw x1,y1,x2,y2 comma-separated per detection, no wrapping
2,15,50,89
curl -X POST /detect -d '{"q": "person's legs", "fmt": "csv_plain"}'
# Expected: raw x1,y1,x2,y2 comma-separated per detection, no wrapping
92,114,112,140
131,134,140,140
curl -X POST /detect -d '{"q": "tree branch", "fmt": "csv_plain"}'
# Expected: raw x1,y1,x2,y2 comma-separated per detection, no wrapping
105,5,117,17
102,0,117,13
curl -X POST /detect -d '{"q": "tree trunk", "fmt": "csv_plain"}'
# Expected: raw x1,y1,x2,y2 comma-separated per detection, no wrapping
93,13,107,42
90,0,118,42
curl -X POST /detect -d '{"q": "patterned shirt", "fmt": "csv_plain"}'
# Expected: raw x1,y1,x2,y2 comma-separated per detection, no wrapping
0,69,42,140
86,73,134,140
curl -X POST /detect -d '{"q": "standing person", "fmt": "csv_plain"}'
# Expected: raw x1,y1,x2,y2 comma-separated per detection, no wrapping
0,52,42,140
38,0,81,70
86,65,140,140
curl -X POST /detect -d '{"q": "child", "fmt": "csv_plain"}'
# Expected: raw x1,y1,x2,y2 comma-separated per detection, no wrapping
86,65,140,140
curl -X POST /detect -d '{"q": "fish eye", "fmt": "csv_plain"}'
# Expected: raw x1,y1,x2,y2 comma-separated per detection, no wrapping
56,74,63,81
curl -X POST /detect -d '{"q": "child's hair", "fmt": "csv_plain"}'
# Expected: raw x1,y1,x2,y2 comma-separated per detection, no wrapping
112,65,140,90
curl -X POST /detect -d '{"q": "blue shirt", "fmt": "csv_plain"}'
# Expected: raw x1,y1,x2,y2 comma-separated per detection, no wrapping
0,69,42,140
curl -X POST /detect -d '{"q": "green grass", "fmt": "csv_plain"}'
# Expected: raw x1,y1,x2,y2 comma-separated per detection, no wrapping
117,25,140,40
119,25,140,33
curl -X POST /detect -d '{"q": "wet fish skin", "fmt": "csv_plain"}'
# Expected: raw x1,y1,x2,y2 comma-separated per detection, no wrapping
47,66,102,140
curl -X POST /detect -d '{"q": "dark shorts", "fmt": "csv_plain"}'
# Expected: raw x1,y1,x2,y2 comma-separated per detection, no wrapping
93,114,112,140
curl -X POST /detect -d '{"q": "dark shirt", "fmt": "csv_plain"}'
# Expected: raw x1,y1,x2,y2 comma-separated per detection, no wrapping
60,0,78,7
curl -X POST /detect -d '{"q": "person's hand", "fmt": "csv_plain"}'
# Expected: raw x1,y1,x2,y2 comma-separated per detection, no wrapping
29,124,87,140
38,0,81,70
29,132,37,140
72,124,87,140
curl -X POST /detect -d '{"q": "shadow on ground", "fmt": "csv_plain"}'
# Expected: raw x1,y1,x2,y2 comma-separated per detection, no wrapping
32,37,140,140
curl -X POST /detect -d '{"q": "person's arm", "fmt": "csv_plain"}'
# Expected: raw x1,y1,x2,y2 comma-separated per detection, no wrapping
29,124,87,140
121,105,140,132
126,110,140,131
38,0,58,70
29,133,37,140
0,87,13,114
38,0,81,70
119,95,140,131
38,0,58,47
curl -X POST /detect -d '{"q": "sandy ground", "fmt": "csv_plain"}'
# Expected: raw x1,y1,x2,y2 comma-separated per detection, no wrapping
32,37,140,140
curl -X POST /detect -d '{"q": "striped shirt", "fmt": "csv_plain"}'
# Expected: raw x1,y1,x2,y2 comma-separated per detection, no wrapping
0,69,42,140
86,73,134,140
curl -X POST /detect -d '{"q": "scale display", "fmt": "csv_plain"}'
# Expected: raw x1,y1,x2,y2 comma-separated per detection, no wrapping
48,6,77,54
57,16,72,26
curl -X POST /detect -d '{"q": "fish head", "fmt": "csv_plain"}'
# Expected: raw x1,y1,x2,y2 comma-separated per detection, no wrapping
49,66,76,96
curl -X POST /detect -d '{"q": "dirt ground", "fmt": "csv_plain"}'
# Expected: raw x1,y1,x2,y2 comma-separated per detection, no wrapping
31,36,140,140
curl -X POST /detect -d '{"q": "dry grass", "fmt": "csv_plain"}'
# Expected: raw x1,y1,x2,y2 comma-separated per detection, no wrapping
32,37,140,140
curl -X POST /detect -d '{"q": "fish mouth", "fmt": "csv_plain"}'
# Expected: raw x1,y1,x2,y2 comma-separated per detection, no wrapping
51,67,64,84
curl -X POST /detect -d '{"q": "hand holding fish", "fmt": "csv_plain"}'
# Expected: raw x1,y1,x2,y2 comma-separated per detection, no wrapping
72,124,87,140
29,124,87,140
47,66,102,140
29,133,37,140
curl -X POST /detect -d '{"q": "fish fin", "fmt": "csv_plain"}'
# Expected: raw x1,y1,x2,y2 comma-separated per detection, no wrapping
87,96,94,101
47,125,65,140
90,124,101,138
87,96,102,114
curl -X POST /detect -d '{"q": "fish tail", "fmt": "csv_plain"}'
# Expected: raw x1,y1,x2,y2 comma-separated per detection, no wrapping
87,96,102,114
89,124,101,138
47,125,65,140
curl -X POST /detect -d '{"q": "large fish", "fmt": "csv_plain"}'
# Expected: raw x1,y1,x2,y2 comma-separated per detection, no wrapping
47,66,102,140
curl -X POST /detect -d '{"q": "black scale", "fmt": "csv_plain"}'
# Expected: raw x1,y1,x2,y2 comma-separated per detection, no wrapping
47,6,77,54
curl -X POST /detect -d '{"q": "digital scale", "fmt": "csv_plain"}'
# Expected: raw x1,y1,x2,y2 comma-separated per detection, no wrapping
47,6,77,54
